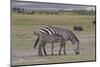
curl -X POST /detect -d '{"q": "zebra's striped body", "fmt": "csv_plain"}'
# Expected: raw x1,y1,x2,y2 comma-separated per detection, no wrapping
40,26,79,54
34,26,80,56
33,31,65,56
40,26,79,43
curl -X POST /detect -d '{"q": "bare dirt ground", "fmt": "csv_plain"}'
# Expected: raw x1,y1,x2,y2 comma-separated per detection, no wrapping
11,33,95,66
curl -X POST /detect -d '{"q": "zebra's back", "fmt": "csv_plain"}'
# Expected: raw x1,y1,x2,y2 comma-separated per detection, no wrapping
39,26,74,41
39,33,63,43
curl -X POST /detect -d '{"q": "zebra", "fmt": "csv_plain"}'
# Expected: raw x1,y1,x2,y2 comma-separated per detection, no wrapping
33,31,65,56
34,26,80,55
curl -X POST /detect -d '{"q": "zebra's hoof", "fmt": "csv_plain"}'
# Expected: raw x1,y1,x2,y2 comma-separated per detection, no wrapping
52,54,54,56
45,54,48,56
64,54,66,55
38,54,43,56
59,53,61,55
75,52,79,55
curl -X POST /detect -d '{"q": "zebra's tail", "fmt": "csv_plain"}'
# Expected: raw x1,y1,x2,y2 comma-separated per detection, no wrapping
33,31,40,36
33,37,39,48
33,30,40,49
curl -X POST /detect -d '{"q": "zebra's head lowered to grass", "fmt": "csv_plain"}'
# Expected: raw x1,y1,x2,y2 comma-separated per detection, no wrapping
69,32,80,55
74,41,79,55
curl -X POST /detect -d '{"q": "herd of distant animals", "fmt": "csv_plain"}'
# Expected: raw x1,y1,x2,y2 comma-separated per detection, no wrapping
13,8,59,15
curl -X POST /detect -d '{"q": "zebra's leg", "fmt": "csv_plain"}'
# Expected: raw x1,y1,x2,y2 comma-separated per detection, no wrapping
38,45,42,56
51,42,54,55
38,42,43,56
59,43,63,55
43,43,47,56
63,43,66,55
38,45,41,56
61,40,66,55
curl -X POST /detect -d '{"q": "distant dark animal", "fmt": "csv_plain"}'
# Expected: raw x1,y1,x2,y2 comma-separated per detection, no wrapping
74,26,83,31
93,20,96,24
34,26,80,56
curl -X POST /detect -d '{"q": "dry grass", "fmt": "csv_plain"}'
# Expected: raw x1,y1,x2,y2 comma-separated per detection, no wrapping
11,13,96,66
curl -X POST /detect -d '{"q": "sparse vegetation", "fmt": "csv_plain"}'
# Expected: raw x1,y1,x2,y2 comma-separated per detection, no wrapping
11,10,95,66
12,7,95,15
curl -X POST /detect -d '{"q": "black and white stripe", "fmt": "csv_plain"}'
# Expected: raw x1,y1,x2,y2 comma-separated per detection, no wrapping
39,26,80,55
33,31,64,56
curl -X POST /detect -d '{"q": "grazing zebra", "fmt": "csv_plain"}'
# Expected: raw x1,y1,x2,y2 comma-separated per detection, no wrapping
37,26,80,55
33,31,65,56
